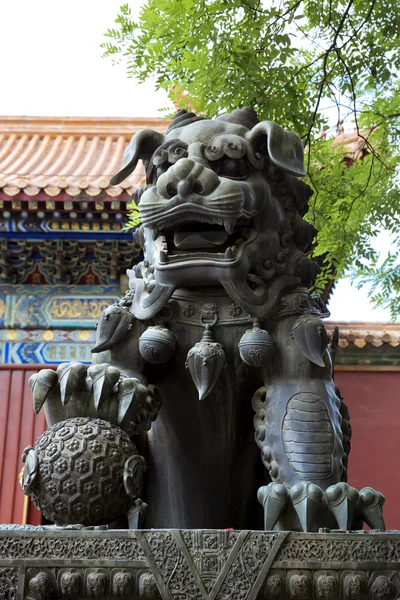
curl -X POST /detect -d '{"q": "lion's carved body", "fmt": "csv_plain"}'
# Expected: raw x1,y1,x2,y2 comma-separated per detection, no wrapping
95,289,264,528
92,108,350,530
29,109,384,532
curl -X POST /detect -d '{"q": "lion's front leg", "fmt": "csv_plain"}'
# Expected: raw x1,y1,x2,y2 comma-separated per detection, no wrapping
22,301,162,529
252,294,385,532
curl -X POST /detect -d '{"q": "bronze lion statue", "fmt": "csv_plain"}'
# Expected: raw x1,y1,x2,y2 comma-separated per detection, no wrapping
24,108,384,532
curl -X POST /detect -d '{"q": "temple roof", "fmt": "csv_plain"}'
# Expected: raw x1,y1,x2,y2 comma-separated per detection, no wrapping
326,321,400,348
330,124,371,164
0,116,369,198
0,116,167,198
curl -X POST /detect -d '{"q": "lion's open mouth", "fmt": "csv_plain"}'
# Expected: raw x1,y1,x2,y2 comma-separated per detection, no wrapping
154,215,258,264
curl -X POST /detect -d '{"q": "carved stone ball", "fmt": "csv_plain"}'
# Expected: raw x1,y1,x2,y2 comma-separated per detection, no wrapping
28,417,139,526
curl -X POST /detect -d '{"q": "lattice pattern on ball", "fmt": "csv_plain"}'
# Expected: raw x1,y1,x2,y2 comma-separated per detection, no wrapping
28,417,140,526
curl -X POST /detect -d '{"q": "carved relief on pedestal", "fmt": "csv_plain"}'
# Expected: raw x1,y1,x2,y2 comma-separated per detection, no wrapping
315,571,339,600
86,569,108,598
6,530,400,600
0,567,19,600
289,572,311,600
23,567,157,599
263,571,284,600
369,572,399,600
59,570,81,597
26,570,56,600
138,572,161,600
342,572,367,600
111,569,134,597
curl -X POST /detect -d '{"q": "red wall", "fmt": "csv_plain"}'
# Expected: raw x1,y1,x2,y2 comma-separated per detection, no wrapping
0,367,46,525
336,370,400,530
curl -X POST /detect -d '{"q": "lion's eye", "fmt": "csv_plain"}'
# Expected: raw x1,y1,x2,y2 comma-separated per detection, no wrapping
168,144,188,163
156,166,168,179
219,157,247,179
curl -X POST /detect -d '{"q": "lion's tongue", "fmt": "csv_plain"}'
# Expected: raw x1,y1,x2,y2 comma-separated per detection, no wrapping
174,230,229,250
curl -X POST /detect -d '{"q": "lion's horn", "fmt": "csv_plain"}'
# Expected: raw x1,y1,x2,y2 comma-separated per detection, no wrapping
247,121,306,177
110,129,165,185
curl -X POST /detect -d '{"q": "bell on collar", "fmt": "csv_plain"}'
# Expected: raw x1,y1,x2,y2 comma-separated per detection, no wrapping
139,325,176,364
186,324,226,401
238,319,275,368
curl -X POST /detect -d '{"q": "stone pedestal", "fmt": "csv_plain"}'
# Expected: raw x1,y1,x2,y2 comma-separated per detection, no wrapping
1,527,400,599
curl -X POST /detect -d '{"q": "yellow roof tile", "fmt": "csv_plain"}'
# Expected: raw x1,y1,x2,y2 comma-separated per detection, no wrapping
0,116,168,197
326,322,400,347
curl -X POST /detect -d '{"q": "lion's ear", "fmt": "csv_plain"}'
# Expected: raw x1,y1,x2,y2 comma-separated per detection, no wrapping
247,121,306,177
110,129,165,185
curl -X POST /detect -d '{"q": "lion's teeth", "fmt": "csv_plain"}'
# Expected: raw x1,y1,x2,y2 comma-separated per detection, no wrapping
224,246,237,259
159,234,168,261
224,219,234,234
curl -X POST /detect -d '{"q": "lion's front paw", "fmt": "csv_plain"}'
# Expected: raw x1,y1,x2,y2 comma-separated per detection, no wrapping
258,481,385,532
29,362,162,435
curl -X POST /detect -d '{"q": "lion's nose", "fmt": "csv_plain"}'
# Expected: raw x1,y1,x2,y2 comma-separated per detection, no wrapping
157,158,219,200
177,179,195,199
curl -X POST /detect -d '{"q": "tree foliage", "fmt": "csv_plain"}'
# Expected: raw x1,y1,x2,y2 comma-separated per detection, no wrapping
102,0,400,315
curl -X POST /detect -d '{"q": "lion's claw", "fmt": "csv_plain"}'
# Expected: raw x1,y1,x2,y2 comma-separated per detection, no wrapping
58,361,87,406
29,369,59,414
88,364,120,410
258,481,385,532
29,362,162,436
358,486,385,530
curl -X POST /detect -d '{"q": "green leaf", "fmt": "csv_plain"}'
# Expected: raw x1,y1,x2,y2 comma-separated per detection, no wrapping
103,0,400,316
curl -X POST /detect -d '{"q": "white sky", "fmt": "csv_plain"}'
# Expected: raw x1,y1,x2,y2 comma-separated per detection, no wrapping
326,230,398,322
0,0,395,322
0,0,172,117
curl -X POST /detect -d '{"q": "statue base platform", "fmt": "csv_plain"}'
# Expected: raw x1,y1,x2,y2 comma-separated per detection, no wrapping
1,526,400,599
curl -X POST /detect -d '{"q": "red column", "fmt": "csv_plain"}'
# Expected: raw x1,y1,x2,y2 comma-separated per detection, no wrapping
0,366,47,525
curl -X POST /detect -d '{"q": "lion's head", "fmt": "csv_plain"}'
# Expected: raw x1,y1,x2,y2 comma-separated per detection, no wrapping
112,108,317,320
